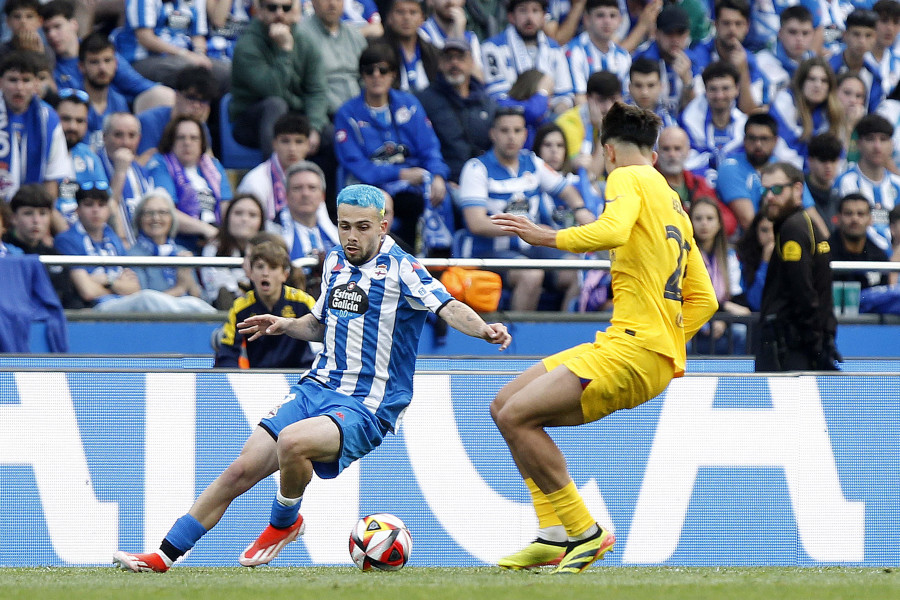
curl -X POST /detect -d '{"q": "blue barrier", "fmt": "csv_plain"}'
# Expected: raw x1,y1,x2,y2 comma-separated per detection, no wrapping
1,368,897,567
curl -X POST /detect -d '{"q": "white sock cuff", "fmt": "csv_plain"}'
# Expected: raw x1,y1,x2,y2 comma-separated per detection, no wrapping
276,490,302,506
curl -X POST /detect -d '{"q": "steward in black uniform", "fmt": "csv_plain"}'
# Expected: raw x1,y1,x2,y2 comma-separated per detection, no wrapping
755,162,839,372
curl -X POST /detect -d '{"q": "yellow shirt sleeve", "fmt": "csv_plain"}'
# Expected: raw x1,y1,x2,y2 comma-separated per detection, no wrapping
556,168,642,253
681,243,720,341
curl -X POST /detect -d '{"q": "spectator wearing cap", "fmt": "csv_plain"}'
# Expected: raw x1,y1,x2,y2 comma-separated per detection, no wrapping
137,65,217,160
230,0,328,157
416,36,496,185
297,0,368,118
833,114,900,253
419,0,484,81
632,4,701,114
53,87,109,226
565,0,631,101
480,0,575,113
380,0,439,92
41,0,175,114
827,9,885,114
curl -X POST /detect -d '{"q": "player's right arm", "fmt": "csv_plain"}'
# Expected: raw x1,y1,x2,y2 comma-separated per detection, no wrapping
239,313,325,342
681,243,719,341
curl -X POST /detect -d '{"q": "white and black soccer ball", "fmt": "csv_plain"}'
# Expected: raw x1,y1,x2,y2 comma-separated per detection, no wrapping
349,513,412,571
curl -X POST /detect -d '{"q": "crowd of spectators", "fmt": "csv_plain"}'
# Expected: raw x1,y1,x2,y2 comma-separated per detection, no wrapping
2,0,900,345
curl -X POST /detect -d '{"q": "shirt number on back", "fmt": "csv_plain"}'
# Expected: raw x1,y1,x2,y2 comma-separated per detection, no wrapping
664,225,691,302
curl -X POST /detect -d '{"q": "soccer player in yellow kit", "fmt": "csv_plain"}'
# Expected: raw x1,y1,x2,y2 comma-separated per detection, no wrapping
490,102,718,574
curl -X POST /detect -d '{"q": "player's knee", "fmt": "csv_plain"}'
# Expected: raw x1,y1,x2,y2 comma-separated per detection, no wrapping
276,430,313,463
219,457,261,493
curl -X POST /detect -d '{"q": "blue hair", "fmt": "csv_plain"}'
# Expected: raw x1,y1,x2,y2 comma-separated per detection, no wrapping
337,184,385,217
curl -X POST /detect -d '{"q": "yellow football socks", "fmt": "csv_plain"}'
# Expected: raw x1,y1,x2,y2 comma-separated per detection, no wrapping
545,480,595,538
525,478,563,529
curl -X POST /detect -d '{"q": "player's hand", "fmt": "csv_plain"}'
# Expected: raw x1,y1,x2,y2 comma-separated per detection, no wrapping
484,323,511,351
238,314,289,341
491,213,557,247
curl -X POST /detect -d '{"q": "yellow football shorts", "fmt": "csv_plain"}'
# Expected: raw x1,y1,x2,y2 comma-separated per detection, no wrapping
541,332,675,423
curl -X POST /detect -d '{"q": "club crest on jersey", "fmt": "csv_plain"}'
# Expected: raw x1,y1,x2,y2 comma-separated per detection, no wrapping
329,281,369,318
373,264,388,279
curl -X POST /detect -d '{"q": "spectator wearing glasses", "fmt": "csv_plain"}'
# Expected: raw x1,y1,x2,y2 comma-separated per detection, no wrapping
137,65,217,161
147,115,232,253
53,87,109,226
230,0,328,158
41,0,175,115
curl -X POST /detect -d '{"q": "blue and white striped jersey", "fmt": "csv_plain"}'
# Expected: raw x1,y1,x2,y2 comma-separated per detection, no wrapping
565,31,631,93
307,236,453,431
833,164,900,252
117,0,208,62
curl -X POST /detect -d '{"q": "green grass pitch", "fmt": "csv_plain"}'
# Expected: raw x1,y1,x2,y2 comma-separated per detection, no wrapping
1,567,898,600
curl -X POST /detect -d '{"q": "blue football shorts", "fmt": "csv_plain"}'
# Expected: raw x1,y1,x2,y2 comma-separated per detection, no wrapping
259,378,387,479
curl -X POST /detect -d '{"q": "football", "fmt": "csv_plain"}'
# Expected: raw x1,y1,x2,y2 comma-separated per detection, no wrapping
348,513,412,571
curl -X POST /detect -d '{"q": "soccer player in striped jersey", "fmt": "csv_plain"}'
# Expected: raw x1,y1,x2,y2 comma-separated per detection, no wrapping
113,184,511,573
490,102,718,573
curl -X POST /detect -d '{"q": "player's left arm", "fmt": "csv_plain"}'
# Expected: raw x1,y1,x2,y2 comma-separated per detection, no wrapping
437,300,511,351
238,313,326,342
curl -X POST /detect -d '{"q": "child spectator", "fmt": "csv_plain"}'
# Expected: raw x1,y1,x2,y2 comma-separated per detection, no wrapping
214,235,317,369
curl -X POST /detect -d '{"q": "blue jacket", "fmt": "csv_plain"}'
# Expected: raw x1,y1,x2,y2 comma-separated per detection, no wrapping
0,255,68,353
333,89,450,187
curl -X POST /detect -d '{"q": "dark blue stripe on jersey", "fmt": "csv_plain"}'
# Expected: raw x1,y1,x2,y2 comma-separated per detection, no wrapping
327,269,364,390
311,259,344,378
352,258,389,397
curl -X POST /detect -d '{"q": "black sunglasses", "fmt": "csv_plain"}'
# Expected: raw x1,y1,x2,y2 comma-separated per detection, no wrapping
264,3,292,12
361,64,392,76
761,183,791,197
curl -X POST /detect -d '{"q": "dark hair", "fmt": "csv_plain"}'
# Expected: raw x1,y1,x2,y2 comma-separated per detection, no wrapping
701,61,740,86
507,68,546,100
158,115,208,155
780,5,813,25
839,192,872,212
4,0,40,16
273,112,310,138
247,232,292,271
759,161,804,185
78,32,115,62
0,50,41,76
807,133,844,161
585,0,619,13
715,0,750,22
359,42,399,74
874,0,900,20
39,0,76,20
630,57,661,78
173,65,218,101
75,185,110,205
388,0,424,13
600,101,662,149
506,0,548,13
492,104,526,124
586,70,621,99
735,210,772,286
533,122,571,174
10,183,53,211
845,9,878,30
855,113,894,138
744,112,778,136
216,193,265,257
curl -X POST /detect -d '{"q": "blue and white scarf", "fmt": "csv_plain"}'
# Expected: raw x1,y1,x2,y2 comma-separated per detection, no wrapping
0,93,56,200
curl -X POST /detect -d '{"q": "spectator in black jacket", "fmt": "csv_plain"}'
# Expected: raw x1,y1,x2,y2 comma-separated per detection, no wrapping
416,37,496,185
829,193,890,289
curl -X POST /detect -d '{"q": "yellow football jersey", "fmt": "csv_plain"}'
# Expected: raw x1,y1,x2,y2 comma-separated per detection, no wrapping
556,164,718,375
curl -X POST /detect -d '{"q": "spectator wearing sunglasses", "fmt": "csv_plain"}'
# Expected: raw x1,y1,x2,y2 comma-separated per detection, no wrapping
230,0,328,158
41,0,176,115
53,87,109,226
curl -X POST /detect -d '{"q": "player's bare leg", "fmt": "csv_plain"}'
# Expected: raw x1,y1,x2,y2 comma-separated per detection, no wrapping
239,416,341,566
492,365,615,573
114,427,279,572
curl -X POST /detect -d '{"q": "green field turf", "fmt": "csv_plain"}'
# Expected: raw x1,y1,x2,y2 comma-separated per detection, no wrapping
0,567,898,600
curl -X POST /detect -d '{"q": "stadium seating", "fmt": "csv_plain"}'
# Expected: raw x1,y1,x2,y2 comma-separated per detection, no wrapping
218,93,264,170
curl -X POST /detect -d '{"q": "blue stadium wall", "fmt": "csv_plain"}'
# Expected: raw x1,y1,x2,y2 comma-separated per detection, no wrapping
29,319,900,356
1,361,898,567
